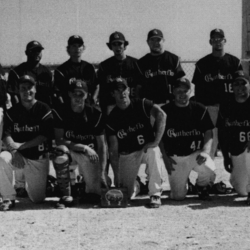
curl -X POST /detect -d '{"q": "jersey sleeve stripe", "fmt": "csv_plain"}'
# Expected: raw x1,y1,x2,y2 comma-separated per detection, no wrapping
10,69,20,79
6,112,13,122
94,113,102,128
41,110,52,120
175,57,181,70
106,124,115,132
52,109,63,121
142,98,150,118
201,107,207,121
55,69,65,78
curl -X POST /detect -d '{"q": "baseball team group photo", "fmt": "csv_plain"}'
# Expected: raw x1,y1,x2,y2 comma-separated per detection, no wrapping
0,0,250,249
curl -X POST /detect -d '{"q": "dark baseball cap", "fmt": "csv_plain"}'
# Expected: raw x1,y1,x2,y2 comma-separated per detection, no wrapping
68,78,88,93
68,35,84,46
173,78,191,89
108,32,127,44
210,29,225,38
26,41,44,51
233,71,249,85
18,75,36,86
110,77,129,91
147,29,164,40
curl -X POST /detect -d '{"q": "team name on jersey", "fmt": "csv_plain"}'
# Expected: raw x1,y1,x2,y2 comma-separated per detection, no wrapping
225,119,250,127
65,130,95,141
14,123,39,132
117,123,144,139
204,73,232,82
167,128,201,138
145,69,174,78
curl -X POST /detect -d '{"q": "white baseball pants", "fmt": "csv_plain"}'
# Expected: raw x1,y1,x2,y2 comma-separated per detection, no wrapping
118,147,164,198
231,149,250,196
169,151,216,200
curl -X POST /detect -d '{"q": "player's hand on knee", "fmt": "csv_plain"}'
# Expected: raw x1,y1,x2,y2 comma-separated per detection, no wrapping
224,156,233,173
196,152,209,165
143,142,157,153
11,150,25,168
84,146,99,163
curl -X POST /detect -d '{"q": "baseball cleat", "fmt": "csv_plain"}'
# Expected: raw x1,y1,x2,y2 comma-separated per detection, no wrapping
148,195,161,208
55,196,74,209
0,200,15,211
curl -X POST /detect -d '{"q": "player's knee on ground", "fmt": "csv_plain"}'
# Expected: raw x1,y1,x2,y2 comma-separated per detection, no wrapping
0,151,13,164
170,191,187,201
53,145,71,196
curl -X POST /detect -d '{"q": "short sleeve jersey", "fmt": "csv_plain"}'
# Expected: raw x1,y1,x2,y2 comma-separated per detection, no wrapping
3,101,53,159
53,104,104,151
54,60,96,103
97,55,143,108
106,98,154,153
217,97,250,156
138,51,185,104
161,101,214,156
0,65,6,110
192,53,242,106
7,62,53,106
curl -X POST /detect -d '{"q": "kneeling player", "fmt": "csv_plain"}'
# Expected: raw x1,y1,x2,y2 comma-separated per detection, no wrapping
217,72,250,204
161,78,216,201
52,79,107,208
106,77,166,208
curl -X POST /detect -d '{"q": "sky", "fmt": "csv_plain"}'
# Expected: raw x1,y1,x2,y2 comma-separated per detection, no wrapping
0,0,242,66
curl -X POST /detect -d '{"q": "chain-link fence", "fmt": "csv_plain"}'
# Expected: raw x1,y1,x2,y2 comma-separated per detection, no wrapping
181,61,196,82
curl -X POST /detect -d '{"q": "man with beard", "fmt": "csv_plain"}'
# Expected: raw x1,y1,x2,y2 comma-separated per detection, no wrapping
192,29,243,160
138,29,185,105
7,41,53,106
54,35,97,106
97,31,142,116
217,72,250,204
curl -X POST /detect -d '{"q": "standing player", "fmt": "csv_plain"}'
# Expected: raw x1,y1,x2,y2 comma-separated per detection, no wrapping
54,35,97,106
161,78,216,201
0,75,53,210
217,72,250,203
138,29,185,105
52,79,107,208
97,31,142,116
192,29,243,159
7,41,53,106
106,77,166,208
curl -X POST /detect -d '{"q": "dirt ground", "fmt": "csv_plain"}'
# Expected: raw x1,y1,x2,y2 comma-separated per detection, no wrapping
1,156,250,250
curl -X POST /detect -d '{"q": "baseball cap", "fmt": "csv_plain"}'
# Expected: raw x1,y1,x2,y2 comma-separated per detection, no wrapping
110,77,128,91
173,78,191,89
147,29,164,40
18,75,36,86
26,41,44,51
68,78,88,93
68,35,84,46
210,29,225,38
108,32,127,44
233,71,249,85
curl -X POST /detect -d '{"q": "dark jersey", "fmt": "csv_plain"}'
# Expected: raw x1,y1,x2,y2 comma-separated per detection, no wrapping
106,98,154,153
97,55,143,109
0,65,7,110
192,53,242,106
3,101,53,160
161,101,214,156
53,104,104,151
54,59,96,104
138,50,185,104
217,96,250,156
7,62,53,106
